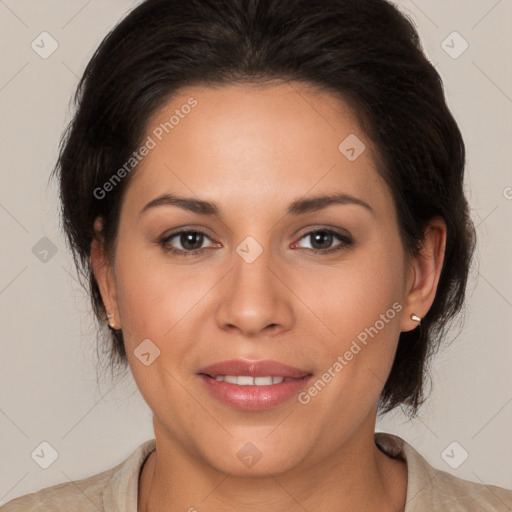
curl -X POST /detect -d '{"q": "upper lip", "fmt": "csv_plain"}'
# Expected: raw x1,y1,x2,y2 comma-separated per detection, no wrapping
198,359,311,378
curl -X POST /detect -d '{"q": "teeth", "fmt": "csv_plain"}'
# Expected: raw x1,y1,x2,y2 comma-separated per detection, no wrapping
238,375,254,385
212,375,287,386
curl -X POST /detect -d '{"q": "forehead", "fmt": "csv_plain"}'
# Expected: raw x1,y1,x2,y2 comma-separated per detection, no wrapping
121,82,392,219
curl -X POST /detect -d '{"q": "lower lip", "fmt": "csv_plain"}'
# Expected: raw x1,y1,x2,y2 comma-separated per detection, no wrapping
198,374,312,411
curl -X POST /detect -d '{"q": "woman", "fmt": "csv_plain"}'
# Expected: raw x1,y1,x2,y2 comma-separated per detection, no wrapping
3,0,511,510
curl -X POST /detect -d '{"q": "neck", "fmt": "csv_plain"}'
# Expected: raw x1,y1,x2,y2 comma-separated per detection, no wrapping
138,420,407,512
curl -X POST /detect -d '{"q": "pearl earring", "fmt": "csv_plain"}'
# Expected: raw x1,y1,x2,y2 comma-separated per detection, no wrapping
107,313,115,328
411,313,421,324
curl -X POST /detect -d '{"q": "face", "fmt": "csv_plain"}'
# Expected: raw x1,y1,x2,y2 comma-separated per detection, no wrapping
93,82,433,476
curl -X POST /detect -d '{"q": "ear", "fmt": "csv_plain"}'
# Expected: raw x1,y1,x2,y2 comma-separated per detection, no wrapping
401,216,447,332
91,216,121,329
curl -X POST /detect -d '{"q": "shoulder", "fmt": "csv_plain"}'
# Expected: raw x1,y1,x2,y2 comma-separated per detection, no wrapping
375,432,512,512
0,440,156,512
0,467,114,512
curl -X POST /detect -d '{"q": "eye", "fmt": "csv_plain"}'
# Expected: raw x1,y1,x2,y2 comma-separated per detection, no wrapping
293,228,353,254
159,229,218,256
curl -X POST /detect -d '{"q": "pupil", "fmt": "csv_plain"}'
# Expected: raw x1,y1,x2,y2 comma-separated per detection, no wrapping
182,232,202,250
312,232,332,249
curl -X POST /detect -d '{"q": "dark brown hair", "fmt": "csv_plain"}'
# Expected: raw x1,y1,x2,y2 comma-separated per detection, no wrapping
52,0,476,416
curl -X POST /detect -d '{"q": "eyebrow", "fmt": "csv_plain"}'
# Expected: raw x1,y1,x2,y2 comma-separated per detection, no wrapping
139,191,374,218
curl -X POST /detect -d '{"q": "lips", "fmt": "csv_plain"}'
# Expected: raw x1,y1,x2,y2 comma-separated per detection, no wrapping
198,359,310,379
197,359,313,411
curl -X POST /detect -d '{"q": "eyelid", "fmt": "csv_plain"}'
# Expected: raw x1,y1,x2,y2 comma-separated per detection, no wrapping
296,225,352,240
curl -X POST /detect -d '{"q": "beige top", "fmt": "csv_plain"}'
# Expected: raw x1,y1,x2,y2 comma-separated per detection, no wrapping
2,433,511,511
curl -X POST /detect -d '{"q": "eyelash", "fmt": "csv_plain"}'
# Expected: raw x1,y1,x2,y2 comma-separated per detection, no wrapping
159,228,353,257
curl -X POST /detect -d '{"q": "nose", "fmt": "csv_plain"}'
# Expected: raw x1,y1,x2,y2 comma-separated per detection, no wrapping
214,241,294,339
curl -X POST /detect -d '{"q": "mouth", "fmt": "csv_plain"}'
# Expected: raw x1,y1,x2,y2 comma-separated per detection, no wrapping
197,359,313,410
204,375,297,385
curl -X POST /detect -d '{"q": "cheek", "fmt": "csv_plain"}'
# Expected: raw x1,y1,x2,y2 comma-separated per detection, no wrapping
301,234,406,402
313,236,405,344
112,238,219,393
113,239,204,342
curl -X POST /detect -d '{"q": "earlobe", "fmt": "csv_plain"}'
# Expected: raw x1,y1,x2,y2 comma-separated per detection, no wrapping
401,216,447,332
91,217,120,328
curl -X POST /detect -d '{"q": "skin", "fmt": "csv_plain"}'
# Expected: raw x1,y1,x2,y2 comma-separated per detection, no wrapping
91,82,446,512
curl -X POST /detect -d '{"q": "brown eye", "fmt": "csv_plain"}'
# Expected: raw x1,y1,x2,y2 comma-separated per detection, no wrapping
160,229,215,256
294,229,353,254
176,231,205,251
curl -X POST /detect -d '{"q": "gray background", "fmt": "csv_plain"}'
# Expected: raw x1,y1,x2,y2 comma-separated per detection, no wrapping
1,0,511,504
